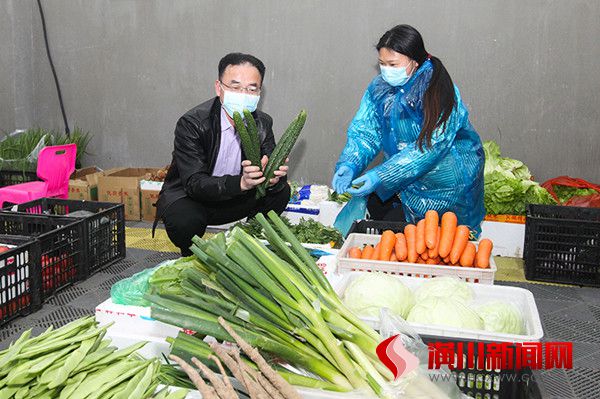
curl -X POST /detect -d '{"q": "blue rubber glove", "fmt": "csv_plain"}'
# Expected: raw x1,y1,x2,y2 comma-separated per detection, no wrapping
347,170,381,197
332,165,354,194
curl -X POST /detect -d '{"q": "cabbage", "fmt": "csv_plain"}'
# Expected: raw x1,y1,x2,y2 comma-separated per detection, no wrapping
477,301,525,334
413,277,473,304
343,273,415,319
407,297,484,330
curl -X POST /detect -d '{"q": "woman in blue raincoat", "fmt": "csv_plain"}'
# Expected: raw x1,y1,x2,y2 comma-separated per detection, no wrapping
333,24,485,235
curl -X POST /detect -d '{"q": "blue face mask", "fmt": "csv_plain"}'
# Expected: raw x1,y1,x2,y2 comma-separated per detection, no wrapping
221,90,261,118
380,65,411,87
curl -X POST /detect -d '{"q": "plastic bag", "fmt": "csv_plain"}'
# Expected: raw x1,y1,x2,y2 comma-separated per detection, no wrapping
377,309,469,399
289,184,331,205
110,261,171,306
334,196,368,237
0,130,49,171
542,176,600,208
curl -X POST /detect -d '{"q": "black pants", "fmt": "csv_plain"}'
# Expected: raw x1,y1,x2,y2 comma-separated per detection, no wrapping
367,193,405,221
162,185,291,256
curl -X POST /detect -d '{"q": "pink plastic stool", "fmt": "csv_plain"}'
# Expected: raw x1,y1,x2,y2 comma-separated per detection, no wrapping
0,143,77,208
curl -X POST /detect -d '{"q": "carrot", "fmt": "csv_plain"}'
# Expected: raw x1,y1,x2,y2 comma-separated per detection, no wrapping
426,258,439,265
424,210,439,249
416,257,426,264
443,256,451,264
361,245,374,259
459,242,477,267
438,212,458,258
372,243,382,260
428,226,440,258
394,233,408,261
404,224,418,263
450,225,470,264
389,251,398,262
379,230,397,261
476,239,494,268
421,251,429,261
416,219,426,254
348,247,362,259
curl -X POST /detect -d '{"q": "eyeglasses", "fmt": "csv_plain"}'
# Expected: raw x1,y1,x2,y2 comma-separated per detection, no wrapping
219,81,261,95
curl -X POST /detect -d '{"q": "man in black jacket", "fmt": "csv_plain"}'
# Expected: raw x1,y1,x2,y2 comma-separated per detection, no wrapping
155,53,290,256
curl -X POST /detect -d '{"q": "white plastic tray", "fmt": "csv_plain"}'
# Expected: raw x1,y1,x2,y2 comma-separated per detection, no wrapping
337,233,497,284
95,298,184,339
333,272,543,343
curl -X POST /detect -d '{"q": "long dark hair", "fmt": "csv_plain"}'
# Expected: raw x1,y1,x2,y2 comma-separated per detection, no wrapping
377,24,455,150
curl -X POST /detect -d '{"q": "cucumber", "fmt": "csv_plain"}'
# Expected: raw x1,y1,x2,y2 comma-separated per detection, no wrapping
233,111,261,168
243,109,262,166
256,110,307,199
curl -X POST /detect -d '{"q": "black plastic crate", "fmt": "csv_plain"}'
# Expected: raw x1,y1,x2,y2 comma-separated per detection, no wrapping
524,204,600,286
8,198,126,277
0,235,41,326
423,337,542,399
347,219,408,237
0,170,39,188
0,213,85,301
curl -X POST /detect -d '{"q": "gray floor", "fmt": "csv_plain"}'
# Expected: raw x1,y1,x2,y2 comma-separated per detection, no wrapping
1,247,599,398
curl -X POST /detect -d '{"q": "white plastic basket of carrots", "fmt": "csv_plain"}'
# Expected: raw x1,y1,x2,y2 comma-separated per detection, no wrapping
337,211,497,284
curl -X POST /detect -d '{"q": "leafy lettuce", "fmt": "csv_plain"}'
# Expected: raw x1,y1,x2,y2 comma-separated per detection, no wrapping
484,141,556,215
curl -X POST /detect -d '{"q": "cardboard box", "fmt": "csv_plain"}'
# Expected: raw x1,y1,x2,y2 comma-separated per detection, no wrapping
140,180,163,222
68,166,103,201
97,168,160,221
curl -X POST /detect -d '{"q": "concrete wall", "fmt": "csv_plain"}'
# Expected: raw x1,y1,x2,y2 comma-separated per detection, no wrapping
4,0,600,184
1,0,35,132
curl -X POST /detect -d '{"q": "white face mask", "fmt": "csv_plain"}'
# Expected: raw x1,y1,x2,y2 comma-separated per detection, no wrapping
221,89,261,118
380,64,411,87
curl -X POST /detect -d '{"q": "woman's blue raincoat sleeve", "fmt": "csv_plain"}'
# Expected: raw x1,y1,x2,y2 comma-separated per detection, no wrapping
335,89,382,176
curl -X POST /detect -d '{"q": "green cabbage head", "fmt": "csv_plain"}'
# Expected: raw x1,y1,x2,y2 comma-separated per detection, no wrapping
407,297,484,330
477,301,525,334
343,273,415,319
413,277,473,304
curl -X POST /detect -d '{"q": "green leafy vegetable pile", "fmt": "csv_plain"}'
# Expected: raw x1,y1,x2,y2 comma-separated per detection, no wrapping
148,256,202,296
234,216,342,245
484,141,556,215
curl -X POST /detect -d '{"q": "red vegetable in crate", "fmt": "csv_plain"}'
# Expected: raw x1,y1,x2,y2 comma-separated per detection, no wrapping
0,294,30,320
41,255,75,290
41,255,54,290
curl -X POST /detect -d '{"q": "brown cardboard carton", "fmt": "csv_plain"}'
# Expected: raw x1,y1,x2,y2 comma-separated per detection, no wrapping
97,168,160,220
140,180,163,222
68,167,103,201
